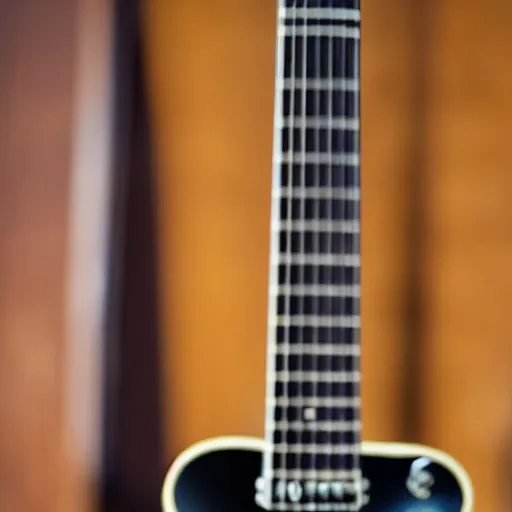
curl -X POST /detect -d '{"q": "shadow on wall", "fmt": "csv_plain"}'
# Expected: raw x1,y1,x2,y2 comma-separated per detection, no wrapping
101,0,166,510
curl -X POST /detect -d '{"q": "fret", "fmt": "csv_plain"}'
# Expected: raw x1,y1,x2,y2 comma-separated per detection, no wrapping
278,116,359,131
282,0,359,7
281,129,358,155
271,343,360,356
277,295,359,316
273,428,359,447
270,396,360,407
278,78,359,92
273,371,360,382
279,25,359,39
280,152,359,166
274,253,360,266
282,87,358,117
272,452,358,471
276,187,359,201
279,231,358,255
270,420,361,431
282,90,358,117
279,197,358,222
278,8,360,22
273,406,359,422
269,466,360,480
282,0,360,8
275,315,360,328
282,36,358,79
275,353,358,372
281,164,359,188
274,220,359,233
277,264,359,286
276,326,359,346
275,380,359,399
271,284,359,296
273,443,359,455
274,381,360,401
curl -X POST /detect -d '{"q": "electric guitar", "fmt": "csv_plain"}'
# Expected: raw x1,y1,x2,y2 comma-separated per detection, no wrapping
161,1,474,510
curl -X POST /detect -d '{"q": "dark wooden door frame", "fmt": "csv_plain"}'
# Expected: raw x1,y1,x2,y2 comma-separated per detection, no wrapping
101,0,165,510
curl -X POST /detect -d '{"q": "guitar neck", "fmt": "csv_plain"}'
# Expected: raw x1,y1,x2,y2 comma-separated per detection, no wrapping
260,0,362,509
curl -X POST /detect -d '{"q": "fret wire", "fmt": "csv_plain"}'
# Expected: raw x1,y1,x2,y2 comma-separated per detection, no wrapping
269,396,360,407
276,187,360,200
280,152,359,166
274,316,360,329
273,220,360,232
272,371,360,382
272,253,360,266
274,315,360,328
277,78,359,91
270,284,360,296
278,8,361,23
268,420,361,431
273,443,360,454
269,468,361,480
278,26,360,39
270,344,360,357
278,116,359,131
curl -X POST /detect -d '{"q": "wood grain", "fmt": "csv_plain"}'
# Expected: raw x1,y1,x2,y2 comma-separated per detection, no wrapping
0,1,78,511
421,1,512,510
0,1,115,510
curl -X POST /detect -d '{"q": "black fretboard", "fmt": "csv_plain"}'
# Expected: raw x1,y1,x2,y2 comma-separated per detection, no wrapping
257,1,362,510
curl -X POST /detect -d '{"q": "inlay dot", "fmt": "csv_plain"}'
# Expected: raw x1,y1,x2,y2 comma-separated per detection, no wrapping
303,407,316,421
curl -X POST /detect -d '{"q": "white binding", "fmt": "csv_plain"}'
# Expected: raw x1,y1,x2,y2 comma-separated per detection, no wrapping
161,435,474,512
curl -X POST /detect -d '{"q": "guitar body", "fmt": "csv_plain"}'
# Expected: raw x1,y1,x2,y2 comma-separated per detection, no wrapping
162,436,473,512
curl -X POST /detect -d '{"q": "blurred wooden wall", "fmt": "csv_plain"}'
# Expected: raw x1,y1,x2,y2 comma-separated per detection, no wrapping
0,2,80,511
0,1,114,511
142,1,512,512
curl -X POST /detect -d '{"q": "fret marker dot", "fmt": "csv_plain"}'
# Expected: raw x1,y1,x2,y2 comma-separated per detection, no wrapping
303,407,316,421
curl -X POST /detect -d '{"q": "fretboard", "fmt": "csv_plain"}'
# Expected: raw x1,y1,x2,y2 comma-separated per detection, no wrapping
257,1,362,510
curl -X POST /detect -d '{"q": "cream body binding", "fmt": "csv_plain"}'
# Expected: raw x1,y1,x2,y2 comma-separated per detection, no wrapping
161,436,474,512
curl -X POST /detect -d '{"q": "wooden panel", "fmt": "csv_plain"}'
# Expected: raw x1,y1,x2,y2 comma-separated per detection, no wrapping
143,0,412,460
0,1,115,511
422,1,512,511
0,2,79,511
360,0,417,441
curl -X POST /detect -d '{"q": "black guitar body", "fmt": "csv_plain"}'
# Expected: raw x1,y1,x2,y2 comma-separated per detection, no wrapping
162,437,473,512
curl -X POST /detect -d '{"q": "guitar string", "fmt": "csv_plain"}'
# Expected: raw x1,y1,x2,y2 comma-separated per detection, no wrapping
327,0,335,492
310,0,321,504
297,0,309,498
281,0,297,505
352,10,362,493
340,2,348,488
263,2,286,503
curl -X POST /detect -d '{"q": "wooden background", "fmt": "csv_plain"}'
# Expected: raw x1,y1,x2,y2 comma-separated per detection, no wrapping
1,0,512,511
